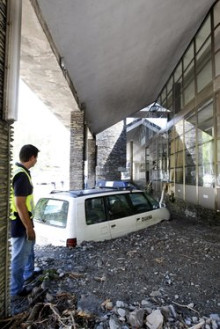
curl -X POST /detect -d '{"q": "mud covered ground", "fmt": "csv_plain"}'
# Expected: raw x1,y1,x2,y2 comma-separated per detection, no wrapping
7,216,220,328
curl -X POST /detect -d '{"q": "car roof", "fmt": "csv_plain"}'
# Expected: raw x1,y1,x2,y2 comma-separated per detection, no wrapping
49,188,141,198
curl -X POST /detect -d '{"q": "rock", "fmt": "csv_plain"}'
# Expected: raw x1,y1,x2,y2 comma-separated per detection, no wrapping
109,315,122,329
128,308,145,328
146,309,164,329
117,308,126,318
116,301,126,308
150,290,162,297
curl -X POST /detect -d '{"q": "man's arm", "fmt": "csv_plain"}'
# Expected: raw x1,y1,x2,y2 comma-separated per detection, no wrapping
15,196,35,240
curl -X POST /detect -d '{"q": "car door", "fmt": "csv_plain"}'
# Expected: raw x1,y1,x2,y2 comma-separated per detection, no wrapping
128,192,162,230
105,193,137,239
76,196,111,243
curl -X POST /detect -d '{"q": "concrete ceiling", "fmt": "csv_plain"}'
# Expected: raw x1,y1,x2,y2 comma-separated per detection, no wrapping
22,0,215,134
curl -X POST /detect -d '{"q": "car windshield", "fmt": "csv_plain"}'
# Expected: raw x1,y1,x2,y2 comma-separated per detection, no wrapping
34,198,69,228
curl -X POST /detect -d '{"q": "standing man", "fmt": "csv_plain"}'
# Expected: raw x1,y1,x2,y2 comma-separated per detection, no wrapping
10,144,40,297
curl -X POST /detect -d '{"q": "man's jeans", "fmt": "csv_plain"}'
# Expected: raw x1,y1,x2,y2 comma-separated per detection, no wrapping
10,236,35,296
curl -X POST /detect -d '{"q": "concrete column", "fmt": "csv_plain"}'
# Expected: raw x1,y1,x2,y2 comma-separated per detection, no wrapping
70,110,84,189
96,120,126,181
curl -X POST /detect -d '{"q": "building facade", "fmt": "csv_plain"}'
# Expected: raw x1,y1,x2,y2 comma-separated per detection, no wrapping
127,1,220,223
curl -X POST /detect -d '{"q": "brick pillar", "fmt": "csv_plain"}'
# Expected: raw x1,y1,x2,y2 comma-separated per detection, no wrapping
70,110,84,189
87,134,96,188
96,121,126,181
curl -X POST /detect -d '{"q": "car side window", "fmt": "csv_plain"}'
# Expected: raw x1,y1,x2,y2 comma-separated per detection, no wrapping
85,197,106,225
144,192,160,209
129,193,153,213
105,194,133,220
34,198,69,227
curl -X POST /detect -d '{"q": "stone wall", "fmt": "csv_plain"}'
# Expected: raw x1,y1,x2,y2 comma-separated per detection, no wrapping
87,137,96,188
96,121,126,182
0,0,11,318
70,110,85,190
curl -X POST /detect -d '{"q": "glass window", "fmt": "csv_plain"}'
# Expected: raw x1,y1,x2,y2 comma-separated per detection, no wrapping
198,141,214,165
198,100,213,124
34,198,69,228
217,114,220,138
217,164,220,186
184,72,195,104
217,140,220,161
185,118,196,133
167,93,173,111
197,101,214,141
169,169,174,182
85,197,106,225
216,49,220,77
185,128,196,149
185,113,196,129
173,81,183,114
183,44,194,71
185,147,196,166
214,25,220,77
167,76,173,95
161,88,166,103
185,166,196,185
170,154,175,168
175,137,184,151
144,193,160,209
198,130,213,144
196,39,212,92
198,164,214,187
214,1,220,27
196,16,211,52
175,168,183,184
174,62,182,82
175,120,184,136
106,194,133,220
176,151,183,166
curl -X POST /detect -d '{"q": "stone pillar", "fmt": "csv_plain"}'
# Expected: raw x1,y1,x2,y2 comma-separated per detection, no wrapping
96,120,126,182
87,134,96,188
70,110,84,189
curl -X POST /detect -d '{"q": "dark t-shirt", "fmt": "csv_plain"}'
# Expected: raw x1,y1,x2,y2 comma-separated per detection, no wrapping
11,163,33,237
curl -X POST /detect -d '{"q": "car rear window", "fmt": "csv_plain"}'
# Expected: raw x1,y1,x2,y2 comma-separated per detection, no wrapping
34,198,69,228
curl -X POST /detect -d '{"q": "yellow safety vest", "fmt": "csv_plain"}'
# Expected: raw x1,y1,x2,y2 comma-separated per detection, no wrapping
11,166,34,220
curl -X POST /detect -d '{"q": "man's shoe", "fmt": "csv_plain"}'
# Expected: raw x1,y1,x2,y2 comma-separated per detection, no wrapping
11,287,32,300
17,287,32,297
24,269,43,284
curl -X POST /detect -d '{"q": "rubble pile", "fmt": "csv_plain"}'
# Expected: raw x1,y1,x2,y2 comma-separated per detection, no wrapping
1,286,220,329
2,218,220,328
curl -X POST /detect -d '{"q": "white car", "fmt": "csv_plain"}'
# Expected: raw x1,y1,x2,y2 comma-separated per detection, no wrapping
33,189,170,247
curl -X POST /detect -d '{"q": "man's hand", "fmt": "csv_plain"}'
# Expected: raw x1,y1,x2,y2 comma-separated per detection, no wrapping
26,226,36,241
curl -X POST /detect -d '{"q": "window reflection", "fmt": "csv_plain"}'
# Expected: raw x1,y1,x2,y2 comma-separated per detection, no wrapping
185,128,196,149
185,147,196,166
175,168,183,184
198,141,214,165
198,165,214,187
185,166,196,185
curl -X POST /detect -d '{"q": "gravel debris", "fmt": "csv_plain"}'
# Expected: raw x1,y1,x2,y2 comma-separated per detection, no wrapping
4,217,220,328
